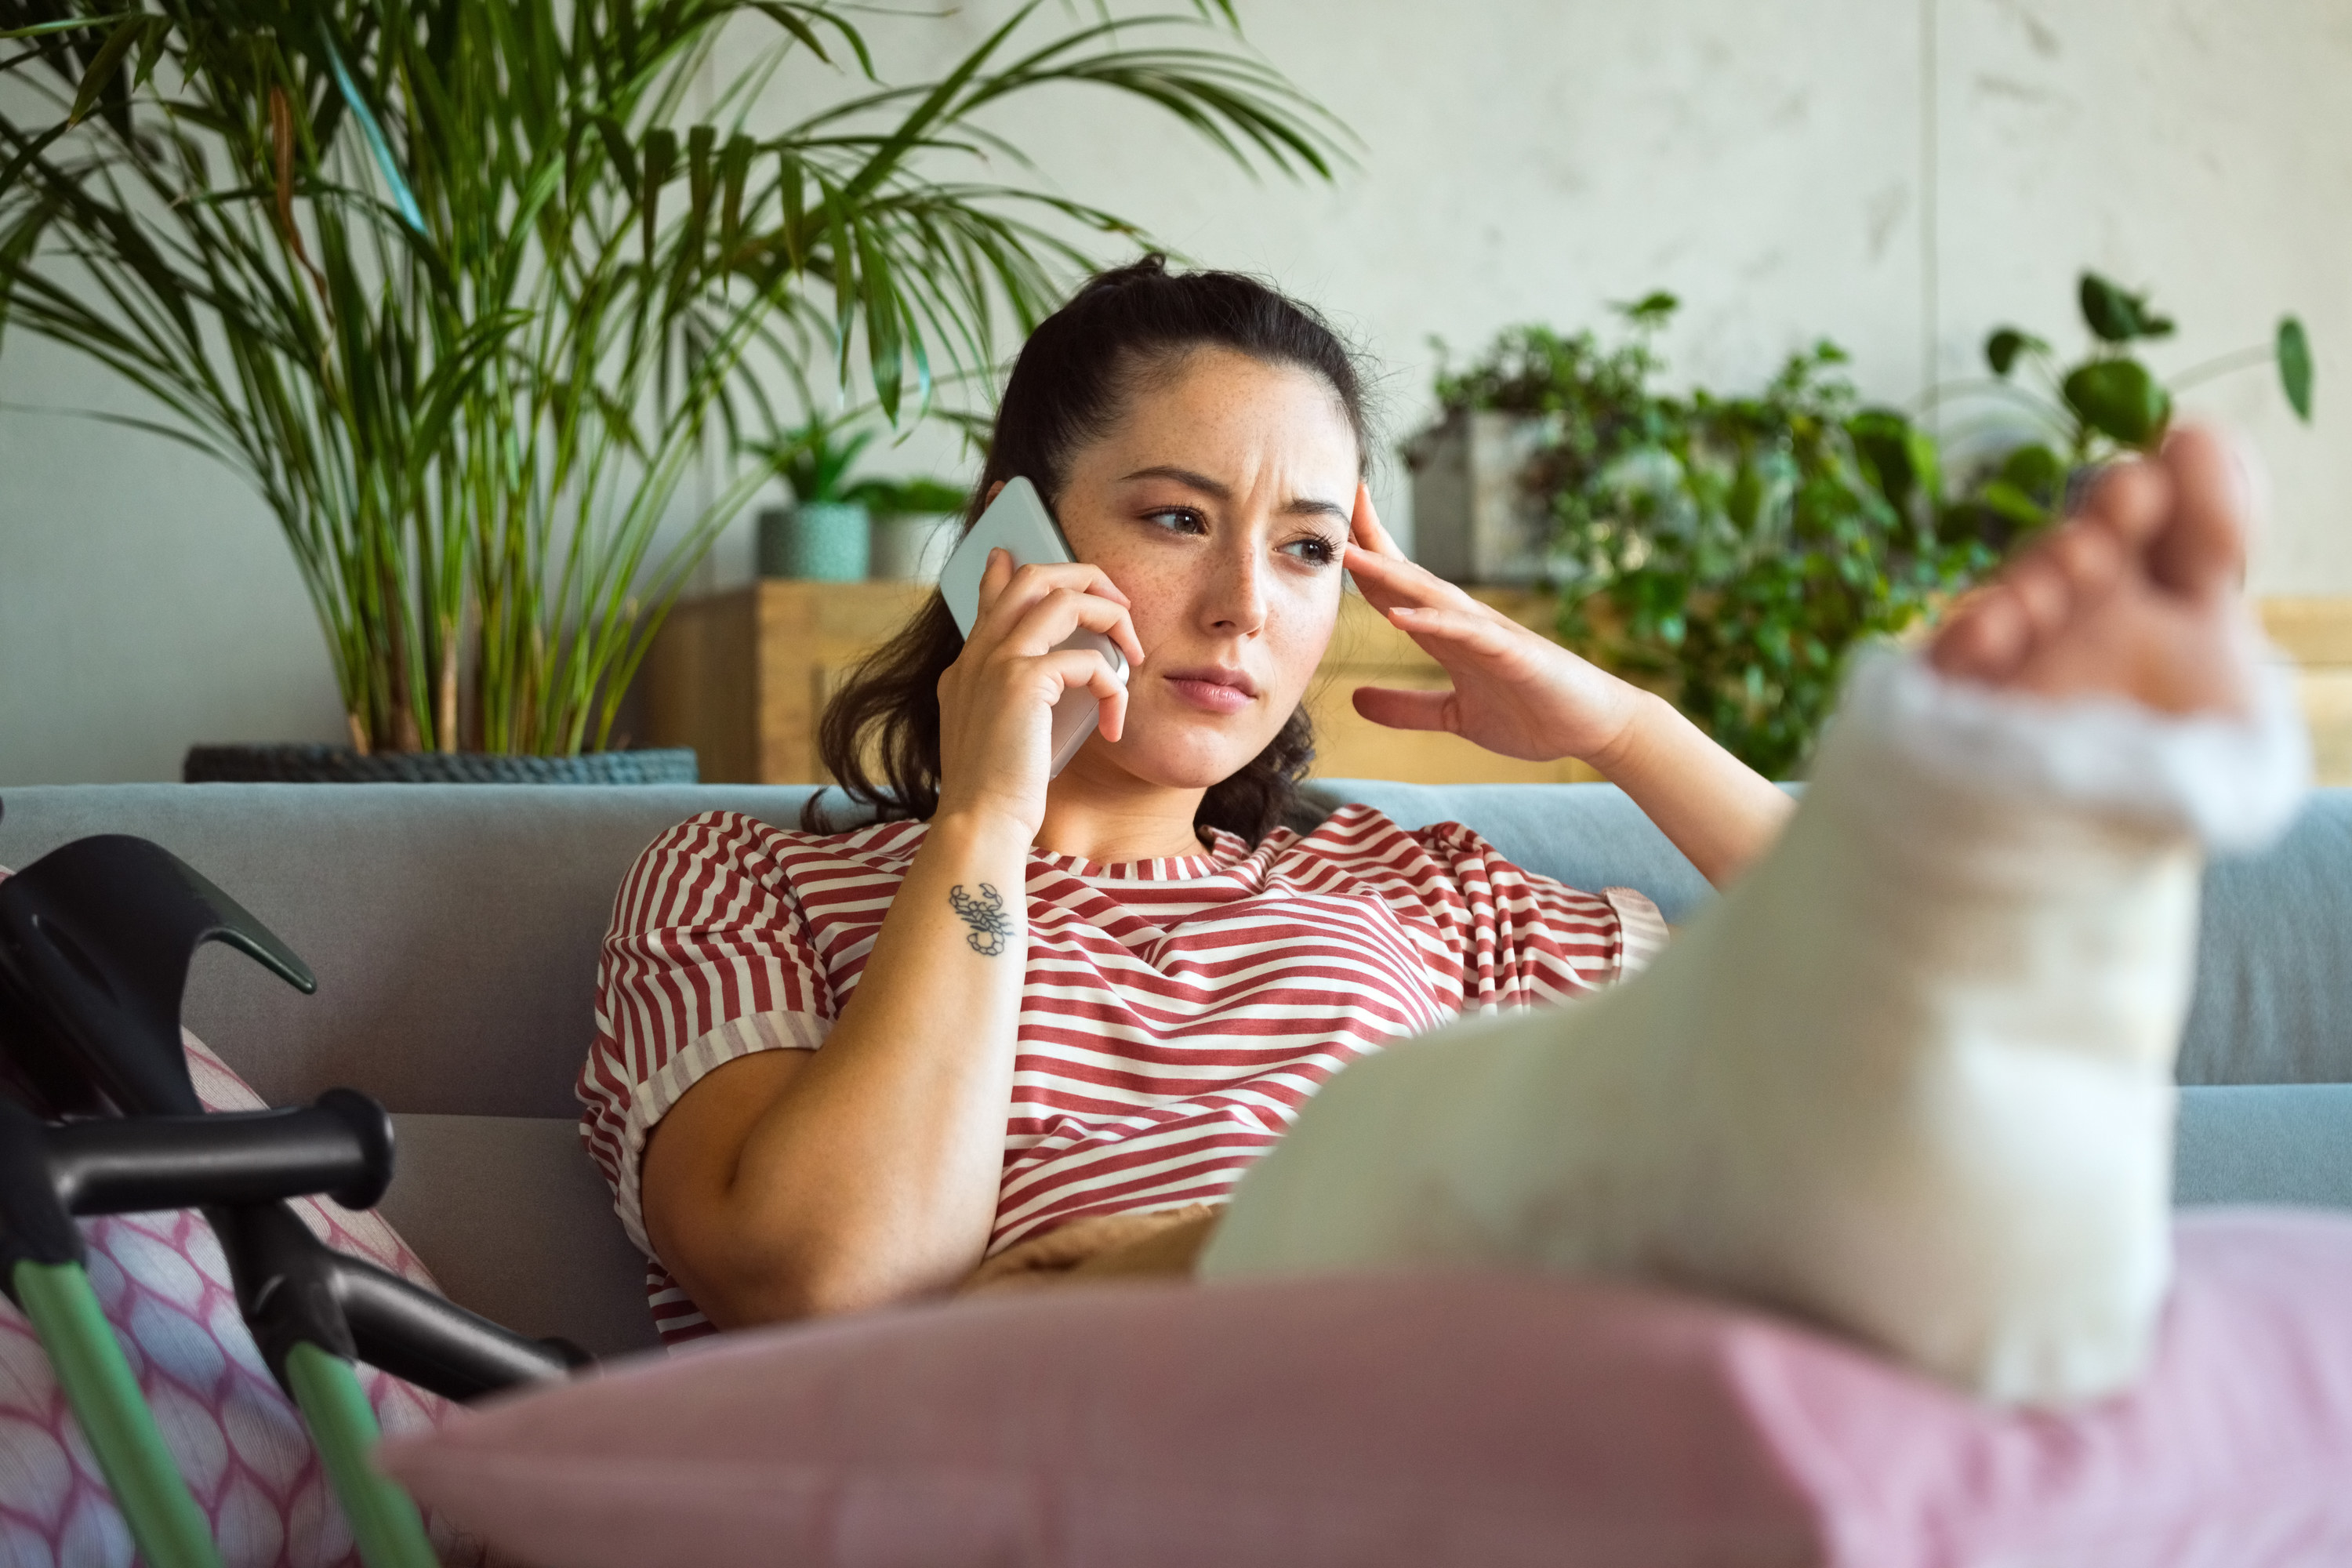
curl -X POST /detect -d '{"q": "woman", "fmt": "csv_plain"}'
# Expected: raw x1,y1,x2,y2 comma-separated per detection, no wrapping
579,256,1795,1344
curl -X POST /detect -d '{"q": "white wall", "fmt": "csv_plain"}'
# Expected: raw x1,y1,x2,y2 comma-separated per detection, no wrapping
5,0,2348,783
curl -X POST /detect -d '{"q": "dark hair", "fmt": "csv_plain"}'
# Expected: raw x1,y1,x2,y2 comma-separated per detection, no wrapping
808,255,1370,843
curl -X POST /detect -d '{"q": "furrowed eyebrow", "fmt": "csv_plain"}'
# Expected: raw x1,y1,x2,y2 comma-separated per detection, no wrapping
1119,464,1231,498
1280,496,1352,525
1119,465,1348,524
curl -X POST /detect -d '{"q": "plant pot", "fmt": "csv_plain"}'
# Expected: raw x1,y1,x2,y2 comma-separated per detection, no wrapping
758,502,870,581
1403,409,1563,585
183,746,699,784
869,512,961,582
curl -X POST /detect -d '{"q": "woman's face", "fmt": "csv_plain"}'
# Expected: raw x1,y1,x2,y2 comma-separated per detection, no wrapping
1048,347,1359,796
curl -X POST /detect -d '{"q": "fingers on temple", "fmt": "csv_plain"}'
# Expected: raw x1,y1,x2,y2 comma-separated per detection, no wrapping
1388,603,1505,652
1348,548,1488,626
1343,544,1425,592
1351,484,1404,557
1351,684,1457,733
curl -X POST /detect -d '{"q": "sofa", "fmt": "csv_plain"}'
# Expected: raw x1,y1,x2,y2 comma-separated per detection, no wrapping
2,779,2348,1363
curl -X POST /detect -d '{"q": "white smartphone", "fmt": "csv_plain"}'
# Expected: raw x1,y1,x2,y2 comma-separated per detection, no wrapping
938,477,1128,778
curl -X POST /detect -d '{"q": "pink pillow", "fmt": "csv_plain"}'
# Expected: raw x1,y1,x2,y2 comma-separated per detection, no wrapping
381,1210,2352,1568
0,1026,477,1566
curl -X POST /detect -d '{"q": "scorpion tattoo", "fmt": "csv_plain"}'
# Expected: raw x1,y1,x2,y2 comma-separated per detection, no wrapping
949,883,1016,956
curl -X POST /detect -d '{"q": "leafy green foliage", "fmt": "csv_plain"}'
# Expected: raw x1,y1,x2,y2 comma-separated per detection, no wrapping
853,477,970,517
1963,270,2314,534
0,0,1345,754
2062,358,2170,448
1435,303,1994,779
2280,317,2315,422
1984,328,2047,377
750,416,962,514
2078,273,2173,344
756,418,881,506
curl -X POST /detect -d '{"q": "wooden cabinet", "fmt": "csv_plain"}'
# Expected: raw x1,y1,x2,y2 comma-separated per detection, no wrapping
644,580,2352,787
641,580,931,785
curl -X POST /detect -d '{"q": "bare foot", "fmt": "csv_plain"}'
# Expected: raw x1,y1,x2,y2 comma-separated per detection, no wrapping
1930,426,2262,718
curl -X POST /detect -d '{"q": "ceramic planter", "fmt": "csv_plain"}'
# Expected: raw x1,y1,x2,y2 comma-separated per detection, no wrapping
758,502,870,581
869,512,961,582
1403,409,1562,585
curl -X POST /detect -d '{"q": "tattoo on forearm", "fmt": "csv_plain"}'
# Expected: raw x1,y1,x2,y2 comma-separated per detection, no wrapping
948,883,1016,956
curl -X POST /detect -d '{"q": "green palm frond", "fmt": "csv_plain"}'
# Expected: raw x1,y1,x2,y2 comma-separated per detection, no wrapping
0,0,1347,754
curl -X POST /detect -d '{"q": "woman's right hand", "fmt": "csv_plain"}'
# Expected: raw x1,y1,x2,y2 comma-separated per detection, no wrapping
934,549,1147,837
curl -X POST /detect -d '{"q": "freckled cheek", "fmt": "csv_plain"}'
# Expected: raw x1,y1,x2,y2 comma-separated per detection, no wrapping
1261,585,1340,702
1073,552,1162,648
1119,593,1185,668
1097,560,1190,659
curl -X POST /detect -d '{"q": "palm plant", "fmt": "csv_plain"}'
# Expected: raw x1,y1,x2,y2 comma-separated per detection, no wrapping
0,0,1344,756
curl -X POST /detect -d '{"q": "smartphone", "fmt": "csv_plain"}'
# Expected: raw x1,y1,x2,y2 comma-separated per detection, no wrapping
938,477,1128,778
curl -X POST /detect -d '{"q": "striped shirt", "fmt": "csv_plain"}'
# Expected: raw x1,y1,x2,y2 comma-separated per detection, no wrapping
578,804,1668,1343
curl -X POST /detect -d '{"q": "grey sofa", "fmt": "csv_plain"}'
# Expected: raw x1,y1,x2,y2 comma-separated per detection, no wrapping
2,779,2348,1363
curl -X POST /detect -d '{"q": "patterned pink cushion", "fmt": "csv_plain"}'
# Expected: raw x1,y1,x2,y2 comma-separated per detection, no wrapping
380,1210,2352,1568
0,1025,475,1566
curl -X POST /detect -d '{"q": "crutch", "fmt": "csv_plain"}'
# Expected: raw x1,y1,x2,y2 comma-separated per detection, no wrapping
0,1089,404,1568
0,822,586,1567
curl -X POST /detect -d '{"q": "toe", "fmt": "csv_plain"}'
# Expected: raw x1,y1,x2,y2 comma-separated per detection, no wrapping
2151,425,2254,601
1930,587,2033,682
2005,550,2075,645
2075,456,2172,547
2046,515,2129,604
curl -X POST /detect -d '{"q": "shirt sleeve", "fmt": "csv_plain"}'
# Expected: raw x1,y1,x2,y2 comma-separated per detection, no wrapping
1409,821,1670,1011
577,810,837,1258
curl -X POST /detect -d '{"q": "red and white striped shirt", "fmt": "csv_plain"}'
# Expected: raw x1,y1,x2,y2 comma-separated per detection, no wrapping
578,804,1668,1343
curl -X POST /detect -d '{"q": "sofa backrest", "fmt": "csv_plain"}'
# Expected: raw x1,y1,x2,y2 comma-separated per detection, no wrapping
5,780,2350,1359
2,780,2347,1121
1312,780,2352,1089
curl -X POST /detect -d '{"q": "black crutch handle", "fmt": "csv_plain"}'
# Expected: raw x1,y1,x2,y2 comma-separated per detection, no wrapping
0,1090,396,1277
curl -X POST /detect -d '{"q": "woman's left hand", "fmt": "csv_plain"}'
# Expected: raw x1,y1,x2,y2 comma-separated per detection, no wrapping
1342,486,1646,767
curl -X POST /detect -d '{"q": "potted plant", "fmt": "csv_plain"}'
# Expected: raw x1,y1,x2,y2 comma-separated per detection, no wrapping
0,0,1345,780
754,419,883,583
1418,278,2316,780
1421,296,1980,779
751,416,971,581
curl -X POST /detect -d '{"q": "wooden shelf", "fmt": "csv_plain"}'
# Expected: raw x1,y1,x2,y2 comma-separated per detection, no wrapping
645,582,2352,787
